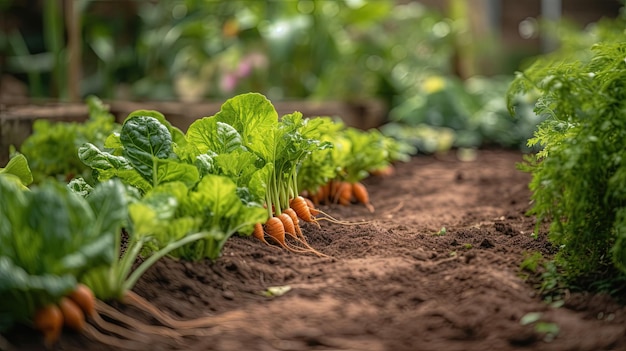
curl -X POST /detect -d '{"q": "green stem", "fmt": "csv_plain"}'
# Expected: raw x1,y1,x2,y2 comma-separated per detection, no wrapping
273,174,281,215
152,158,159,188
122,232,210,293
111,237,146,299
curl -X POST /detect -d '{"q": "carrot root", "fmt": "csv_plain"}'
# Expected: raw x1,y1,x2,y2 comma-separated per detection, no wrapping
82,323,148,351
122,291,241,330
90,305,177,343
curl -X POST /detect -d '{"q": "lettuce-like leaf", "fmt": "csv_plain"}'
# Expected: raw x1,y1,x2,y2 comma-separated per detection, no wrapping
0,154,33,187
213,93,278,156
186,119,246,155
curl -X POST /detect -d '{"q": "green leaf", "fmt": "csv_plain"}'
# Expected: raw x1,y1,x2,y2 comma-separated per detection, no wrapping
0,154,33,186
186,118,246,155
154,159,199,189
213,92,278,159
79,143,151,193
126,110,186,147
121,115,174,185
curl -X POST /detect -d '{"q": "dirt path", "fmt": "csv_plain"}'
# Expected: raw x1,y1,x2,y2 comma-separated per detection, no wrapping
8,149,626,351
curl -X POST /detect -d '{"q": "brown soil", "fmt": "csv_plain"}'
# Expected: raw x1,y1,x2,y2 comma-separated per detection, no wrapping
6,149,626,351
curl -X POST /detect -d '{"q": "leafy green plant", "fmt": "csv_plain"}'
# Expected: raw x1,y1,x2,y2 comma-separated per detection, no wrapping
19,96,120,183
297,117,413,206
507,16,626,289
0,176,125,332
79,105,267,263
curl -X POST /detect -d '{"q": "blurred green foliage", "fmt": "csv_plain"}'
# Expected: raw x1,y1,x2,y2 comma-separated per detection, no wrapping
3,0,458,103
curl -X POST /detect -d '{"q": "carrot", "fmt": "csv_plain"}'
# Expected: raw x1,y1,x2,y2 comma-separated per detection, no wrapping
370,165,395,177
265,216,312,253
336,182,353,206
264,217,291,249
278,213,298,239
33,304,63,347
283,208,304,239
352,182,374,212
68,284,96,318
303,197,320,216
318,183,330,204
253,222,270,246
290,196,319,226
58,297,85,332
281,212,330,257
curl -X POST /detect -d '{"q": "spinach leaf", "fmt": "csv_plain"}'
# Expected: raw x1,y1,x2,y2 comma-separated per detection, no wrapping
80,114,199,192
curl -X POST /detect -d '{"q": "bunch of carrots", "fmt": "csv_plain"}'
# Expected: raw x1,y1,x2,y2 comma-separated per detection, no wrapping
306,180,374,212
253,196,327,257
32,283,245,350
33,284,96,347
252,189,374,257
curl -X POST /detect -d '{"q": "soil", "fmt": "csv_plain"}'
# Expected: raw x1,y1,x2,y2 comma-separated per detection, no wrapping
5,149,626,351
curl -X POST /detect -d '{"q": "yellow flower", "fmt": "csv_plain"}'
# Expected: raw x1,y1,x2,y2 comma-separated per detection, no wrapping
423,76,446,94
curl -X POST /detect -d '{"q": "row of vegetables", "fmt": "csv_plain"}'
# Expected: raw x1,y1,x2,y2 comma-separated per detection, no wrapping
0,93,413,348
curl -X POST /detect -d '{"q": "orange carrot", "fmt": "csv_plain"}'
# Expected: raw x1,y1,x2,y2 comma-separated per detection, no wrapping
336,182,353,206
33,304,64,347
290,196,319,226
303,197,320,216
58,297,85,332
265,217,309,253
370,165,395,177
352,182,374,212
278,213,298,239
253,222,270,245
283,208,305,240
318,183,330,204
68,284,96,318
264,217,289,249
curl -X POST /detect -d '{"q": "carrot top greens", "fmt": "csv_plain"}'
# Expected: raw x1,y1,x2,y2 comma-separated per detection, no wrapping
507,16,626,290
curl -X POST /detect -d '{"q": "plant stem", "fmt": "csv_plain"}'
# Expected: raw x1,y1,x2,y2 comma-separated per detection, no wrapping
122,232,210,293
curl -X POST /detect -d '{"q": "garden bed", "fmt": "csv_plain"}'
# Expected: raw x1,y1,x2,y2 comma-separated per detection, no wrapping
6,149,625,351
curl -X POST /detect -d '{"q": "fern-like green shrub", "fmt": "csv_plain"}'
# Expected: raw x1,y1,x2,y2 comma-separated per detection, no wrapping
508,34,626,287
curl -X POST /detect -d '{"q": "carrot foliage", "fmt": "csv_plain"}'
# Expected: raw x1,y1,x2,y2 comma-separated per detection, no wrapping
506,15,626,290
